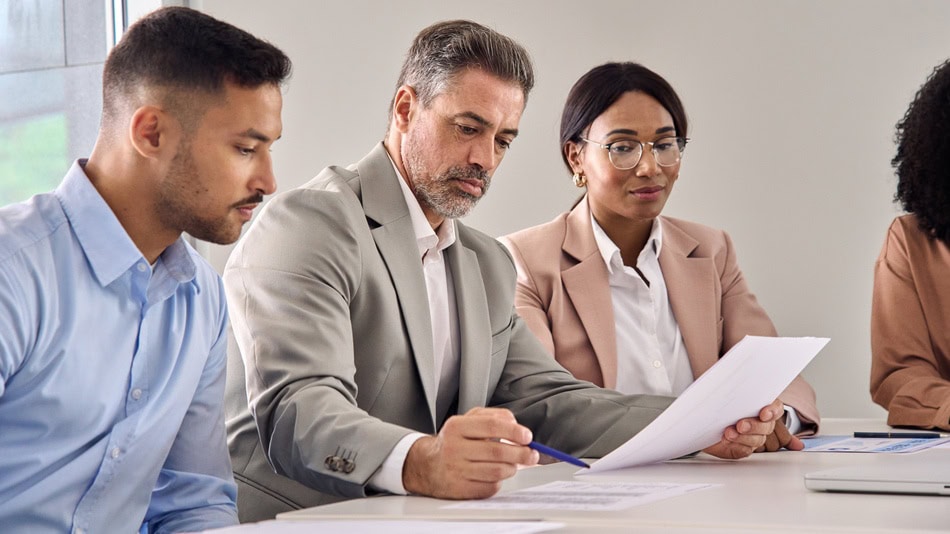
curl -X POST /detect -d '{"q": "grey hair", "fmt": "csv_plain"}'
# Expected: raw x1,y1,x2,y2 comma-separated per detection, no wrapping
389,19,534,114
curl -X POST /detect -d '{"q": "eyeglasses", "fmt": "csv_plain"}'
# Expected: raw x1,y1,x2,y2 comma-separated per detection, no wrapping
580,136,688,169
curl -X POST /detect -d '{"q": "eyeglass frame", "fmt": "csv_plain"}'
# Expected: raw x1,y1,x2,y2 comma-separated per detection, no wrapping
578,136,689,169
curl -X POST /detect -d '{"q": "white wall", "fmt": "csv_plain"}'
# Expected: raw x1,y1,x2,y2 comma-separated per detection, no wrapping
195,0,950,419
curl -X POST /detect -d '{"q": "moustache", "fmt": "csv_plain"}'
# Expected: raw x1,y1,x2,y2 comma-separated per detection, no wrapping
232,193,265,208
445,166,490,186
445,166,491,184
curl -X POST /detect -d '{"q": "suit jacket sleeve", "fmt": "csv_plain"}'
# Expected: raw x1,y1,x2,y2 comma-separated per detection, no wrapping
225,186,414,499
870,218,950,430
499,236,555,354
716,229,819,432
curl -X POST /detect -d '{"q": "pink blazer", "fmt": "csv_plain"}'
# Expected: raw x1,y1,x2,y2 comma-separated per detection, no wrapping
502,199,819,431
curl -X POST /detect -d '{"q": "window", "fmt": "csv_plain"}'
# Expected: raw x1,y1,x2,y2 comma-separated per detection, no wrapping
0,0,168,206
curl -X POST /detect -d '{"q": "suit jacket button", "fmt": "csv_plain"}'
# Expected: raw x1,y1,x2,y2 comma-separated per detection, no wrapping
324,455,342,471
342,459,356,473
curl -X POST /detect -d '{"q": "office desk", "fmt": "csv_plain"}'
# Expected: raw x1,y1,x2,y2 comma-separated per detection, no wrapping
280,419,950,533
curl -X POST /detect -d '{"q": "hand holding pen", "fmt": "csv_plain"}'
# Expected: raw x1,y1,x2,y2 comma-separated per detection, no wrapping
403,407,543,500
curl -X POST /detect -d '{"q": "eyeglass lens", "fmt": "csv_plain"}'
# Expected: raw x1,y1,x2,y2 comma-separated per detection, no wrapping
609,137,684,169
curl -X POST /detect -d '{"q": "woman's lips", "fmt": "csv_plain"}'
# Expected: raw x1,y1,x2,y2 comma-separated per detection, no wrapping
631,185,664,201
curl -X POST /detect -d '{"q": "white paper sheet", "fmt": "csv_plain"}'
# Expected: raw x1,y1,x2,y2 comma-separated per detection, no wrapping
199,520,564,534
443,480,717,511
585,335,829,473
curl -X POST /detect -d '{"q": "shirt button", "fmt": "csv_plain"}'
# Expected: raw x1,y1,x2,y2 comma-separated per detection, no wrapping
131,388,142,400
111,447,121,459
652,360,662,368
137,262,148,272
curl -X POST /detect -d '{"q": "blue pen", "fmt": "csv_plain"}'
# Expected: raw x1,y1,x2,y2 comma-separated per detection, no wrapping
528,441,590,468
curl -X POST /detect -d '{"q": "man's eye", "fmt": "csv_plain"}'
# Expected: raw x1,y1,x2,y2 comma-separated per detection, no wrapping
496,138,511,150
457,124,478,135
237,146,255,156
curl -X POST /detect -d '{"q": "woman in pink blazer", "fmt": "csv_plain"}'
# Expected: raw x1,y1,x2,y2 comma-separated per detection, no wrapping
870,59,950,430
503,63,819,449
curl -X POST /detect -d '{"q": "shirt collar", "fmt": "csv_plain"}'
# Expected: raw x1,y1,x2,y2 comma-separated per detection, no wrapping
589,198,663,274
54,160,198,289
388,154,457,259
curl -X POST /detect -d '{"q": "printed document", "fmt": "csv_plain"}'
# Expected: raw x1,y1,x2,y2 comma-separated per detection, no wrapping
444,481,717,511
199,520,564,534
585,336,829,473
802,435,950,453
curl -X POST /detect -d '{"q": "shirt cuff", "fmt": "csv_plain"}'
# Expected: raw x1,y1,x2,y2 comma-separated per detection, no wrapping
783,405,802,435
367,432,427,495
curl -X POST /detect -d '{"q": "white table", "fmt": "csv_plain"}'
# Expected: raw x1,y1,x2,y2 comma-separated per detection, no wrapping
278,419,950,533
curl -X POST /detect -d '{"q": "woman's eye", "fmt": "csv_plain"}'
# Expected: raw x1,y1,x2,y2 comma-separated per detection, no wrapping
611,144,635,154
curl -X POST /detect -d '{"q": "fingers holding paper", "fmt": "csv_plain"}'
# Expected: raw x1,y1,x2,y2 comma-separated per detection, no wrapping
402,407,540,499
757,413,805,452
703,399,785,459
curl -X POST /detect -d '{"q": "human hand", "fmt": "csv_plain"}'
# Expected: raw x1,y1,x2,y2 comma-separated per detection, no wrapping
703,399,784,459
402,407,539,499
756,411,804,452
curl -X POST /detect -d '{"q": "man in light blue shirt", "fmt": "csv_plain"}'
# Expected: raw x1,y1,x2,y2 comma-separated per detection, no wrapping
0,7,290,532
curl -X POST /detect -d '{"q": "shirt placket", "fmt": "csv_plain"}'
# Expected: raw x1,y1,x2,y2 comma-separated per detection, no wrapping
71,260,153,533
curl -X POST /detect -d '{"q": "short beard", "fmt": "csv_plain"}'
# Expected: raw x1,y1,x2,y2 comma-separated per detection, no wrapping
156,146,240,245
406,159,491,220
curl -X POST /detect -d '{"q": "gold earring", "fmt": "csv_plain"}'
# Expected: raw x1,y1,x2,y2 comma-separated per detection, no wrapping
572,172,587,188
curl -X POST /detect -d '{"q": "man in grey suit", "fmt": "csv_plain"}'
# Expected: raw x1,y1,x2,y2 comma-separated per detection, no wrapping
224,19,785,522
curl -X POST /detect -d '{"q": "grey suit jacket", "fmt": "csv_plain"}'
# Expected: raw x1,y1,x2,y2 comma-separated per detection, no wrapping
224,143,673,521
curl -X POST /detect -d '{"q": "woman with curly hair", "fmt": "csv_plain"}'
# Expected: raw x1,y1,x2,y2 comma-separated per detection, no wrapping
870,59,950,430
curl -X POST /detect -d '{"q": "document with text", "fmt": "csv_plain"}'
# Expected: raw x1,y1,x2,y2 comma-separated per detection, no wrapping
802,435,950,453
585,335,829,474
443,481,717,511
200,520,565,534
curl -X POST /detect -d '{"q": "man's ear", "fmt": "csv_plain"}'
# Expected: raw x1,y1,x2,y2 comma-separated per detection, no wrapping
128,105,179,160
391,85,418,134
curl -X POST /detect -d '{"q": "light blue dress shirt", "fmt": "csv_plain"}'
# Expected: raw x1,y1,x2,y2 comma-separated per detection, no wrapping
0,161,238,533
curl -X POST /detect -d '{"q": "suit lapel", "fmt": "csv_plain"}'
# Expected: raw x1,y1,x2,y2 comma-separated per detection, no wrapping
357,144,437,426
561,199,619,389
659,217,719,378
446,233,492,414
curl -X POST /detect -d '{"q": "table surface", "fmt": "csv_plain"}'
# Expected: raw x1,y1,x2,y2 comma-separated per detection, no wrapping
279,419,950,533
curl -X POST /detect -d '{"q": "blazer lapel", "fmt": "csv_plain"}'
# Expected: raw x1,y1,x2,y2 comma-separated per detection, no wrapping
659,217,719,378
446,235,492,414
357,144,437,426
561,199,619,389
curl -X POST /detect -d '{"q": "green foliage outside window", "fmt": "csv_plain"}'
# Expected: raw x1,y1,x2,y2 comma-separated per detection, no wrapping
0,114,68,207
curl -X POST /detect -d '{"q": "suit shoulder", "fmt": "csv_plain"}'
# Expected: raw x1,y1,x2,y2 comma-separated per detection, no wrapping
228,164,368,274
502,212,570,264
259,164,364,225
457,223,507,254
661,215,727,242
505,212,569,247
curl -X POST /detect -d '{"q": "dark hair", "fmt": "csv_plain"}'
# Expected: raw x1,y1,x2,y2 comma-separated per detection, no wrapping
892,58,950,243
559,62,688,173
102,6,291,126
390,19,534,113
